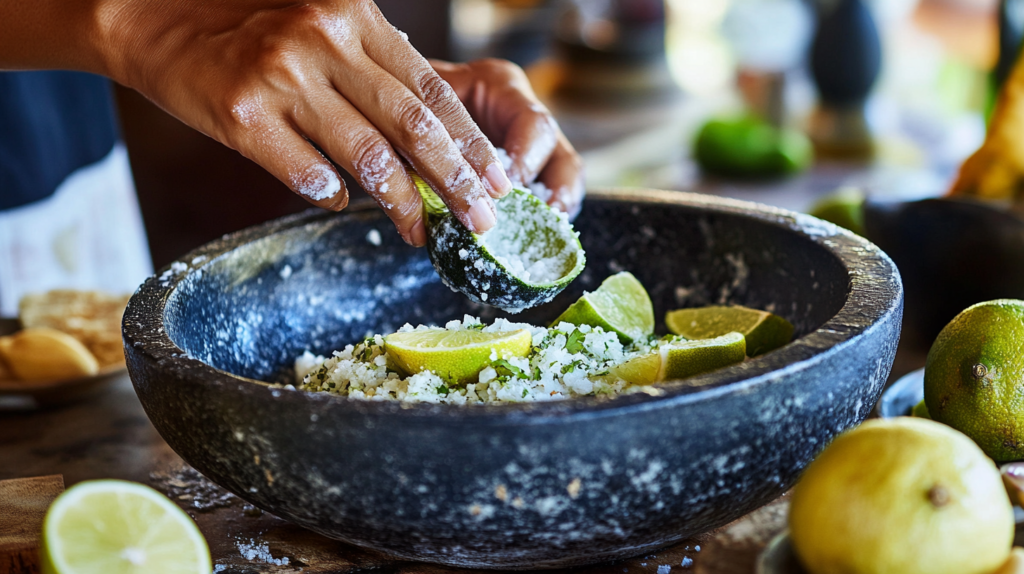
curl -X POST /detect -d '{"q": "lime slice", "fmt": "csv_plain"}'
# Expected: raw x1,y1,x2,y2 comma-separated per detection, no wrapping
665,305,793,357
807,187,866,235
384,328,533,384
611,332,746,385
551,272,654,343
41,480,211,574
411,171,586,313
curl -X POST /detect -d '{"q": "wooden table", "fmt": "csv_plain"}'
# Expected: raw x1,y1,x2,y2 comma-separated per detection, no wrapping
0,374,794,574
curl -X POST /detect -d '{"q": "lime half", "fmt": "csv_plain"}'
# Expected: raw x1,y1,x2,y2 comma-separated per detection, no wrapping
412,172,586,313
552,272,654,343
611,332,746,385
41,480,211,574
385,328,532,384
665,305,793,356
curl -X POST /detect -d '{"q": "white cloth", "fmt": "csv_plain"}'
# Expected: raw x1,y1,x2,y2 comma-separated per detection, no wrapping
0,144,153,316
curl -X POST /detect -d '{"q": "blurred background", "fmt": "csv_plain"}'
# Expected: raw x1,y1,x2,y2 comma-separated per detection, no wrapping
120,0,1007,268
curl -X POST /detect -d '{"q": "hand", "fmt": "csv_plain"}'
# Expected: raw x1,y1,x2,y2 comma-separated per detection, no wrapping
92,0,517,245
432,59,585,219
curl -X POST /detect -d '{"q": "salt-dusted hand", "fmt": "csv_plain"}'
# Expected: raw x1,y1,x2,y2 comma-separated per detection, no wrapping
432,59,586,219
85,0,516,245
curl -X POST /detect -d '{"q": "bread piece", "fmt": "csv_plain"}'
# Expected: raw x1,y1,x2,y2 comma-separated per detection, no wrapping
0,328,100,381
18,290,129,367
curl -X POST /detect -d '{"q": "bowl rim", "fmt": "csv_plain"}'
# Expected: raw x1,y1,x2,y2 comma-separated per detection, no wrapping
123,188,903,422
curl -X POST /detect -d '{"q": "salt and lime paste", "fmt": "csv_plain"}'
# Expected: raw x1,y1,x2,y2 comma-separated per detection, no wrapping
481,196,578,284
426,187,584,313
295,315,664,404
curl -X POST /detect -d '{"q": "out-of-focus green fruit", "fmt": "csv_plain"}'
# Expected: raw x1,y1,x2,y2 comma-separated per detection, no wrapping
694,117,813,178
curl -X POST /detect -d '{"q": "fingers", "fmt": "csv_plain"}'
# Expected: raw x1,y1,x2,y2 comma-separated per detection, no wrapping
232,115,349,212
291,89,427,246
360,25,513,200
538,134,586,219
501,105,560,186
329,51,497,233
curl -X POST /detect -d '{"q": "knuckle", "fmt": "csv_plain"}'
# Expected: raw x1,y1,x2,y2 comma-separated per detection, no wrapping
416,71,458,111
459,133,490,157
393,101,441,146
350,133,395,192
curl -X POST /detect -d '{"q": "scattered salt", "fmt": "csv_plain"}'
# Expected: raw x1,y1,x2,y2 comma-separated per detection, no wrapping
366,229,382,246
658,566,672,574
236,539,289,566
494,147,514,172
279,264,292,279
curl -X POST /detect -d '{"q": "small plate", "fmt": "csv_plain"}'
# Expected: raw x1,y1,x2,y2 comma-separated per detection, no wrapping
876,368,924,419
0,317,126,409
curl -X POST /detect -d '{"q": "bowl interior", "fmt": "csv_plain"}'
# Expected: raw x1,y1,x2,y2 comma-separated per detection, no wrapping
164,196,850,385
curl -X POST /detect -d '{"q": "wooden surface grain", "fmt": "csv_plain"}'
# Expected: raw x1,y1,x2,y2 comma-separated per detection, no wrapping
0,475,64,574
0,375,787,574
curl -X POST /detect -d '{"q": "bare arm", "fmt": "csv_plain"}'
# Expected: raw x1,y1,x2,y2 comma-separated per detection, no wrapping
1,0,539,245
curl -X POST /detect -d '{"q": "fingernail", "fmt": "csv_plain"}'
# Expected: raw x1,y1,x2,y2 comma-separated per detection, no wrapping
485,163,513,198
467,197,497,233
409,217,427,247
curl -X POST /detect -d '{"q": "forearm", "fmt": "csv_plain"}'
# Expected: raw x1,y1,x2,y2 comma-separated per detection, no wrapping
0,0,112,74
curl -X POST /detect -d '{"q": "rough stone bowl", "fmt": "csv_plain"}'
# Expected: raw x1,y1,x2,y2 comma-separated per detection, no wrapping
123,189,903,569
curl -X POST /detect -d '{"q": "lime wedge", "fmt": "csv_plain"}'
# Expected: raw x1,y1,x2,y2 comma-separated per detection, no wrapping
41,480,211,574
665,305,793,357
551,272,654,343
410,171,586,313
384,328,533,384
611,332,746,385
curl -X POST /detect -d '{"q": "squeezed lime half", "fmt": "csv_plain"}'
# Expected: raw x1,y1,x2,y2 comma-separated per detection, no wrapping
412,171,586,313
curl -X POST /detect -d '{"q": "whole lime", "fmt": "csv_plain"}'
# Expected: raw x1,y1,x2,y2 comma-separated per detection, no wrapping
924,299,1024,461
789,417,1013,574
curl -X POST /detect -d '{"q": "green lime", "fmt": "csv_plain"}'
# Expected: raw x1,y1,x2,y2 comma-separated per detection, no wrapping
611,332,746,385
552,272,654,343
924,299,1024,462
411,172,586,313
41,479,211,574
808,187,866,235
912,399,931,419
665,305,793,356
789,418,1013,574
693,116,813,178
384,328,532,384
